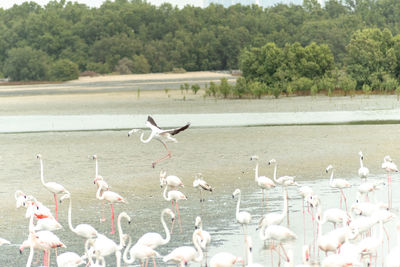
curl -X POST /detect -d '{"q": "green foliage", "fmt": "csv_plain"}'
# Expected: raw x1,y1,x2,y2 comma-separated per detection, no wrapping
191,84,200,94
383,76,398,93
249,81,268,99
362,83,371,95
232,77,248,98
49,59,79,81
4,46,49,81
310,84,318,96
86,62,111,74
114,57,133,74
338,74,356,95
206,81,218,97
219,78,232,98
131,55,151,74
290,77,313,94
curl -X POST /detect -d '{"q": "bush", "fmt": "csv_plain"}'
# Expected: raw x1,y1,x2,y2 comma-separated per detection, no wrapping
49,59,80,81
290,77,313,94
86,62,111,74
338,75,356,95
114,57,133,74
232,77,248,98
131,55,150,74
270,85,281,99
191,84,200,94
80,71,99,77
362,83,371,95
383,77,398,93
219,78,232,98
172,67,186,73
206,81,217,97
249,81,267,99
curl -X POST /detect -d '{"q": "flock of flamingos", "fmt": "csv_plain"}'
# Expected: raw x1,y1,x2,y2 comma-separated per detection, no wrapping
2,115,400,267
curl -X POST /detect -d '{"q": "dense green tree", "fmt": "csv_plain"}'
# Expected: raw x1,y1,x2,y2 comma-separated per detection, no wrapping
49,59,79,81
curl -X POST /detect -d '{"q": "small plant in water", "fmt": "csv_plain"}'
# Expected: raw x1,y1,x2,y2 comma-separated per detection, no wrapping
137,88,140,99
164,88,169,95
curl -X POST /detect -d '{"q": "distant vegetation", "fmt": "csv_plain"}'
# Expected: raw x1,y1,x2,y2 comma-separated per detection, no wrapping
2,0,400,97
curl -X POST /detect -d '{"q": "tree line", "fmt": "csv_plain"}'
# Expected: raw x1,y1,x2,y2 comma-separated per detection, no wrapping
2,0,400,96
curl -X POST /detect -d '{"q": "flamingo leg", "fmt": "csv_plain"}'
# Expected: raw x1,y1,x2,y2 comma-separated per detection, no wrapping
152,140,171,168
101,199,106,222
340,189,348,212
303,199,306,244
54,194,58,221
110,203,115,234
153,256,157,267
176,201,183,233
171,201,176,234
285,189,290,226
35,249,39,264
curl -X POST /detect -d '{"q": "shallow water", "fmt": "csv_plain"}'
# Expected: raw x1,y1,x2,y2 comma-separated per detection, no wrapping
0,125,399,266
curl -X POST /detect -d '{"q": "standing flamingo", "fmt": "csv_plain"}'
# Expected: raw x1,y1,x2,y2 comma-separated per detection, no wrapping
36,154,69,221
56,251,85,267
128,115,190,168
250,155,275,209
193,173,213,202
382,155,398,209
298,185,313,243
195,216,211,266
92,155,109,222
358,151,369,180
159,170,184,189
163,186,187,233
210,252,244,267
245,236,263,267
163,229,203,266
232,189,252,235
257,187,287,231
123,234,161,267
326,165,351,211
59,193,98,239
96,185,126,234
135,208,175,249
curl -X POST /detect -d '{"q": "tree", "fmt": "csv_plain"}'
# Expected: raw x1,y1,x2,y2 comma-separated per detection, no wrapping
49,59,79,81
4,46,49,81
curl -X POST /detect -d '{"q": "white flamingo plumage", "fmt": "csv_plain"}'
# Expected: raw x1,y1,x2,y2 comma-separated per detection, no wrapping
96,185,126,234
59,193,98,239
159,170,184,189
210,252,244,267
128,115,190,168
36,154,69,221
257,187,287,230
250,155,275,208
326,165,351,211
92,155,109,222
195,216,211,266
387,221,400,267
163,229,203,266
245,236,263,267
358,151,369,180
382,155,398,209
135,208,175,249
123,234,161,266
15,190,27,208
357,220,384,265
193,173,213,202
163,186,186,233
232,188,252,235
56,251,86,267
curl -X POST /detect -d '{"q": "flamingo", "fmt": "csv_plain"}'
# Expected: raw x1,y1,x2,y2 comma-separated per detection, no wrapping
245,236,263,267
84,238,106,267
15,190,27,208
59,193,98,239
358,151,369,180
326,165,351,211
357,220,384,265
89,212,131,267
25,195,53,220
209,252,243,267
159,170,184,189
316,213,342,256
163,186,187,233
319,207,350,229
123,234,161,267
250,155,275,209
382,155,398,209
358,180,385,202
257,187,287,230
195,216,211,266
96,184,126,234
36,154,69,221
232,188,252,235
298,185,313,243
163,229,203,266
0,237,10,246
135,208,175,249
128,115,190,168
56,251,85,267
92,155,109,222
193,173,213,202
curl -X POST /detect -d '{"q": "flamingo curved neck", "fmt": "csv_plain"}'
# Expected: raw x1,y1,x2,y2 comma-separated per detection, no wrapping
329,169,334,185
39,158,46,186
254,162,259,182
360,157,364,168
96,186,105,200
235,192,241,218
95,159,98,178
140,131,154,143
122,235,135,264
67,196,77,234
272,163,278,183
161,209,171,245
26,243,34,267
163,186,170,201
193,232,203,262
283,189,288,216
117,214,126,250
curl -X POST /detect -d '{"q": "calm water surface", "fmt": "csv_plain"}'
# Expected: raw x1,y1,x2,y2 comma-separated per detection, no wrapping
0,125,399,266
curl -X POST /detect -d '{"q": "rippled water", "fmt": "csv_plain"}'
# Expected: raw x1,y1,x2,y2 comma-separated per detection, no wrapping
0,125,399,266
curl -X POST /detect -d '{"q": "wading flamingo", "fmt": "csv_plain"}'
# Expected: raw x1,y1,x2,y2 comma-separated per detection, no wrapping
210,252,244,267
163,186,187,233
382,155,398,209
193,173,213,202
123,234,161,267
245,236,263,267
163,229,203,266
358,151,369,180
128,115,190,168
232,189,252,235
59,193,98,239
92,155,109,222
0,238,10,246
195,216,211,266
36,154,69,221
159,170,184,189
96,185,126,234
326,165,351,211
250,155,275,209
56,251,85,267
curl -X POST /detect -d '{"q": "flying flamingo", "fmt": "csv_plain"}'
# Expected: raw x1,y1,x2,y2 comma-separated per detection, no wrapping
358,151,369,180
209,252,244,267
195,216,211,266
89,212,131,267
135,208,175,249
159,170,184,189
36,154,69,221
193,173,213,202
163,186,187,233
381,155,398,209
59,193,98,239
92,155,109,222
96,184,126,234
128,115,190,168
163,229,203,266
56,252,85,267
123,234,161,267
232,189,252,235
250,155,275,209
326,165,351,211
